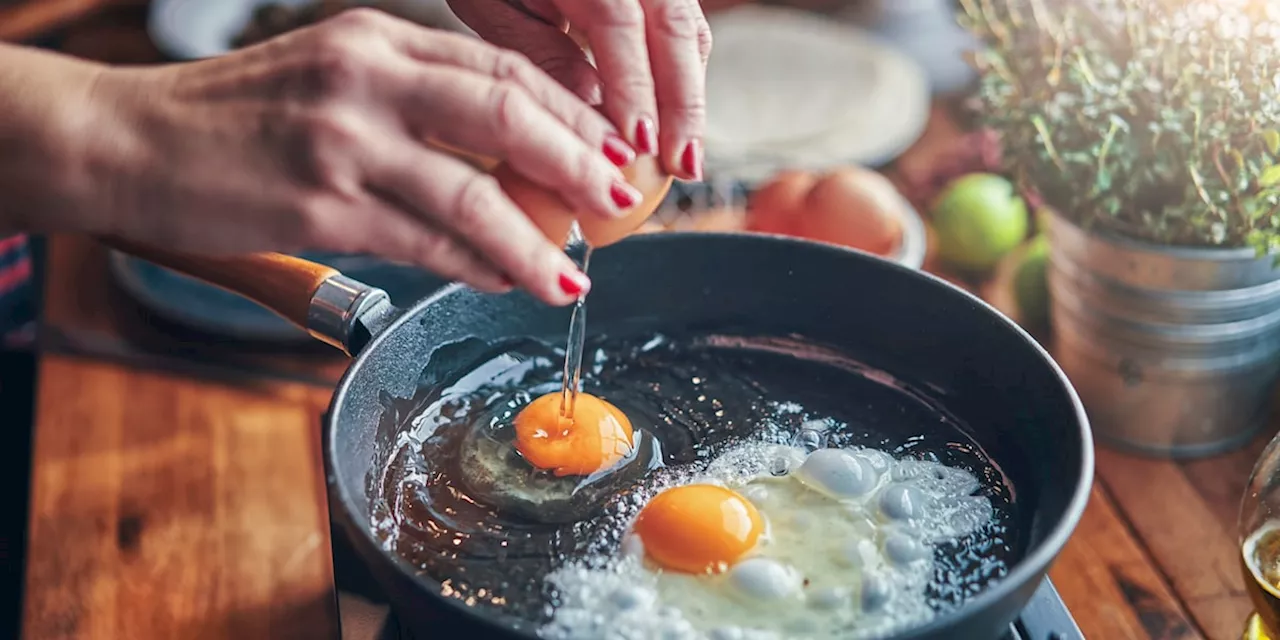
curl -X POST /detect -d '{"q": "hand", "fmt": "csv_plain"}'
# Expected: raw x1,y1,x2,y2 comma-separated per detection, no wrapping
78,10,648,305
447,0,713,181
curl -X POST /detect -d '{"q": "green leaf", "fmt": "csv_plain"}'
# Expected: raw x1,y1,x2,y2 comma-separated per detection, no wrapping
1264,129,1280,155
1094,169,1112,193
1261,165,1280,188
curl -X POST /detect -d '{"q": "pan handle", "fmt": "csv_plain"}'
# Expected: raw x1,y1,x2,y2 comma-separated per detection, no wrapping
102,238,396,356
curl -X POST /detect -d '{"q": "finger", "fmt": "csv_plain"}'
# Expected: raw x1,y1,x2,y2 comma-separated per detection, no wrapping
373,9,613,145
554,0,660,157
360,198,515,295
391,63,641,221
368,145,589,306
642,0,710,180
304,191,514,294
446,0,604,103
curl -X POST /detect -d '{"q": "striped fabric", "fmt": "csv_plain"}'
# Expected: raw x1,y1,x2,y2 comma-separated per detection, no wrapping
0,235,35,348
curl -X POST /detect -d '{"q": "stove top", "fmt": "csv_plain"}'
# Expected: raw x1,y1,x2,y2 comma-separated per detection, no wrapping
331,531,1083,640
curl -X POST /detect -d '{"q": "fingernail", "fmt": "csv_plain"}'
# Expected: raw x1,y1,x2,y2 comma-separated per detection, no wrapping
680,139,703,181
559,270,591,297
634,117,657,155
610,180,642,210
602,134,636,167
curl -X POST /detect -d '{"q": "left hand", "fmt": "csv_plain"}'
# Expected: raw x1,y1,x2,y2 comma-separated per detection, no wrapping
448,0,713,181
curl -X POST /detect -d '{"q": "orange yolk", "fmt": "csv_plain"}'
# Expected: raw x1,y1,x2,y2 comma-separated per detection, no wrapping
631,484,764,574
513,392,635,477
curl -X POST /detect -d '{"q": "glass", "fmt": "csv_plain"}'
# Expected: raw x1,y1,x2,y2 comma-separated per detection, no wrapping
1239,434,1280,639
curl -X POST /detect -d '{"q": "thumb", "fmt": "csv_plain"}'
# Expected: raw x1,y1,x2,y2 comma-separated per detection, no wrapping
448,0,603,104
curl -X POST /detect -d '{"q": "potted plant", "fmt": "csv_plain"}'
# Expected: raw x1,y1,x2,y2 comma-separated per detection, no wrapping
960,0,1280,458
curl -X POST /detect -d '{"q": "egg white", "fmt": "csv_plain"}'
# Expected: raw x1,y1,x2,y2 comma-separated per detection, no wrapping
540,442,995,640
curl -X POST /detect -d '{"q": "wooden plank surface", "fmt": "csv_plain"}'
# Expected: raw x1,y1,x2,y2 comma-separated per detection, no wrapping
1049,484,1201,640
23,356,340,639
1095,440,1266,638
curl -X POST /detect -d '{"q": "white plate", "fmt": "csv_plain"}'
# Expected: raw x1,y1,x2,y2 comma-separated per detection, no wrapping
148,0,473,60
703,5,930,182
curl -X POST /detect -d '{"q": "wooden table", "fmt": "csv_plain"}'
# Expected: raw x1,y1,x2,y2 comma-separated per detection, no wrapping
10,4,1269,640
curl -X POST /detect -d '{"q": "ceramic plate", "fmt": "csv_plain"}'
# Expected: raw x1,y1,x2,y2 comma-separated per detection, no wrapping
703,5,931,182
148,0,473,60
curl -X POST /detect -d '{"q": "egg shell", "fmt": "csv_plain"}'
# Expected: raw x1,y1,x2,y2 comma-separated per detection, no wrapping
745,170,818,235
493,155,674,248
794,167,905,257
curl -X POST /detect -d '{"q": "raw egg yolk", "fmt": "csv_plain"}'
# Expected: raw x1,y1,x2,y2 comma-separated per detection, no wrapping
513,392,634,477
631,484,763,574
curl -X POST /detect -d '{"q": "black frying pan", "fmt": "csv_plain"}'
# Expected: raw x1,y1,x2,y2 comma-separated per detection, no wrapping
112,233,1093,639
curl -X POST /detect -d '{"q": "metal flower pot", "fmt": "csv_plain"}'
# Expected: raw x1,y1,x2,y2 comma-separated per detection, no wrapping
1045,210,1280,458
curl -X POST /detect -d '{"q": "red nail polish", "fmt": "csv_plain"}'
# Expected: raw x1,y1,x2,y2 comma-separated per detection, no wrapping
559,271,590,297
680,139,703,180
602,134,635,167
634,117,657,155
610,181,641,209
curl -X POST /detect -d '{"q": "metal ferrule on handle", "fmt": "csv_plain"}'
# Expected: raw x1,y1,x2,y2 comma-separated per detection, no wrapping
307,275,392,356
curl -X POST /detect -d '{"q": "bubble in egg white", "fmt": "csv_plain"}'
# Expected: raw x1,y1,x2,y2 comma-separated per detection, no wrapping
704,443,802,484
861,572,892,612
854,448,894,473
768,455,793,477
794,448,881,499
794,428,823,452
884,533,931,566
837,538,880,570
727,558,803,601
879,484,926,521
609,585,656,611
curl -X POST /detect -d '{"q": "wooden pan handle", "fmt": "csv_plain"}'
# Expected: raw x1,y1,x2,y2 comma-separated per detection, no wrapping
101,238,339,330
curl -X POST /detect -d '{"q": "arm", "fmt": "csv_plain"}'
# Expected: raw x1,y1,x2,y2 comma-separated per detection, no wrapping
0,44,116,236
0,12,635,305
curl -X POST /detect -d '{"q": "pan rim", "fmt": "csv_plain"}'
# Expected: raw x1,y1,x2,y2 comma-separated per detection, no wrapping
324,232,1095,638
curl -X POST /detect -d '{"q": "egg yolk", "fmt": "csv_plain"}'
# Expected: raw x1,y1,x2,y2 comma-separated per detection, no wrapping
631,484,763,574
513,392,635,477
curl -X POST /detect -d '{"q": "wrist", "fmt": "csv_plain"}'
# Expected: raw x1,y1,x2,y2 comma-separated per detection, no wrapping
0,45,143,236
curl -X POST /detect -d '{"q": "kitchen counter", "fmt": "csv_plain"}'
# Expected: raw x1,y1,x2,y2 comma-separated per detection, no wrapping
14,4,1259,639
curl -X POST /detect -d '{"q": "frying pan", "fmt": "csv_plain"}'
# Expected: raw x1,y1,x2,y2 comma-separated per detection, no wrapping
111,233,1093,639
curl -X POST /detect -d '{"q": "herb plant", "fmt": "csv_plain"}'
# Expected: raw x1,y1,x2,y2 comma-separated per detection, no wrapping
960,0,1280,250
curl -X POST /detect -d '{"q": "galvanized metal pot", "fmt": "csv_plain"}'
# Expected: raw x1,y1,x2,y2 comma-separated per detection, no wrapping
1046,211,1280,458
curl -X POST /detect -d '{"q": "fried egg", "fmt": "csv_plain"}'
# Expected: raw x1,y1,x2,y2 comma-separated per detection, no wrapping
540,442,994,639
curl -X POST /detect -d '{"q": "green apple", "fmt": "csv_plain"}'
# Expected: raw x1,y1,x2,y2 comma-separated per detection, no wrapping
931,173,1029,271
1012,234,1050,328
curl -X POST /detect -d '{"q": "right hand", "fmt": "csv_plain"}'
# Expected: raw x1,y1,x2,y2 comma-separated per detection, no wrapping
81,9,644,305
